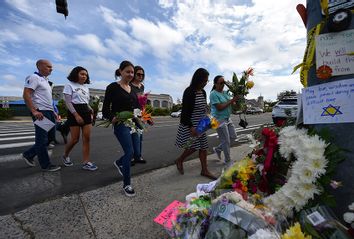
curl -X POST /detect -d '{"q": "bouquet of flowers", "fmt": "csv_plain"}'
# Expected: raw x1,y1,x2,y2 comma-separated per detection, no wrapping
137,92,154,126
224,67,254,113
183,115,219,149
96,110,144,134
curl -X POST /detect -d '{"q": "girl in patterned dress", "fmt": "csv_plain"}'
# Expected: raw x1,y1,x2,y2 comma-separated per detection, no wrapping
175,68,217,180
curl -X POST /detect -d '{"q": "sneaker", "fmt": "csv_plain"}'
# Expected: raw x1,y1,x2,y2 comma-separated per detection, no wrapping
213,147,222,160
82,162,98,171
123,185,136,197
42,164,61,172
62,155,73,167
22,154,35,167
48,143,55,149
114,160,123,176
134,157,146,164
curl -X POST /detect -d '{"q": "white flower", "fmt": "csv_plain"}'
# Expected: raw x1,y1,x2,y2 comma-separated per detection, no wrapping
133,108,141,117
249,229,278,239
297,183,320,199
348,202,354,211
343,212,354,224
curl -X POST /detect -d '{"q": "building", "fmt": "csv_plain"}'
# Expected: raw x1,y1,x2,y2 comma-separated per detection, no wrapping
52,86,173,109
246,96,264,109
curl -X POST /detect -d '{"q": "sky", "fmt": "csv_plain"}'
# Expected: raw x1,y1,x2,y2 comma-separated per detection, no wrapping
0,0,307,102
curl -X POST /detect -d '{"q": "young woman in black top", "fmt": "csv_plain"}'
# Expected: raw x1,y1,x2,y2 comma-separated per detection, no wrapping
102,60,141,197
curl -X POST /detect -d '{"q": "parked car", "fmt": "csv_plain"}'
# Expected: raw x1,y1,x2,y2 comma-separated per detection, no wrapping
272,97,298,124
246,107,263,114
170,110,182,118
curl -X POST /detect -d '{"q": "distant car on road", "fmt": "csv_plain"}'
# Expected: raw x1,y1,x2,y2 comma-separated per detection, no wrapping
246,107,263,114
272,97,298,124
170,110,182,118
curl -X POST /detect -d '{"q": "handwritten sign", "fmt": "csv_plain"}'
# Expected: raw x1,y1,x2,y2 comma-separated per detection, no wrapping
302,78,354,124
315,29,354,76
154,200,184,230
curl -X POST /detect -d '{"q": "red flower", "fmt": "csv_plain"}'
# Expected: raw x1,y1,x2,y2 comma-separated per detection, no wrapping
316,65,332,80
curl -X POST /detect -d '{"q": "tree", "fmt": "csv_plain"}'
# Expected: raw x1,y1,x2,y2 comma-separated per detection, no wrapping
277,90,297,101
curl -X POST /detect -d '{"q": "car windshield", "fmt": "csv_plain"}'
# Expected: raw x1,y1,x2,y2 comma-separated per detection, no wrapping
278,100,297,105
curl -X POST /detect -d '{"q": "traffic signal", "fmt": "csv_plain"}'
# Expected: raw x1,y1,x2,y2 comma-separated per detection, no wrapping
56,0,68,19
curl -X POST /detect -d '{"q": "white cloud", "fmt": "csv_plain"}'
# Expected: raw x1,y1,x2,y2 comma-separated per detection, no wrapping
74,34,108,55
129,18,184,58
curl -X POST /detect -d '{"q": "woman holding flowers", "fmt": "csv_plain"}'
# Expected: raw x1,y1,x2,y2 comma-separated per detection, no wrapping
62,66,98,171
210,75,238,165
175,68,217,180
102,60,141,197
130,65,146,164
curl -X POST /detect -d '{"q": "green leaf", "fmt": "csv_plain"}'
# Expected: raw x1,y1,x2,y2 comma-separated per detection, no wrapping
232,72,239,86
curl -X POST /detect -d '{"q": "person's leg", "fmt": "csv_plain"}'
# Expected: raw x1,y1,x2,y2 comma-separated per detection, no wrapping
216,123,231,163
228,119,237,141
81,124,92,164
114,124,134,187
199,149,217,180
131,133,141,161
35,111,56,169
175,148,196,174
64,126,80,157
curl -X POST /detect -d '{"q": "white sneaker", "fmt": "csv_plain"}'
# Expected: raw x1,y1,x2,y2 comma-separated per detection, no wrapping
48,143,55,149
62,155,73,167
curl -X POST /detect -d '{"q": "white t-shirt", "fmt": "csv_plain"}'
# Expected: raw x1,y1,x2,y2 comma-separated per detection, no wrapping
63,81,90,104
24,73,54,111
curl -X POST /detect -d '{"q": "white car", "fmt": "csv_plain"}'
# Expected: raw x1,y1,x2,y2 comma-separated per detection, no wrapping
170,110,182,118
272,97,298,124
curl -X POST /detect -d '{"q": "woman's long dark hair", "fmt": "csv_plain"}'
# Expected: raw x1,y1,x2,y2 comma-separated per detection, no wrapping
67,66,90,84
189,68,209,90
115,60,134,80
211,75,223,91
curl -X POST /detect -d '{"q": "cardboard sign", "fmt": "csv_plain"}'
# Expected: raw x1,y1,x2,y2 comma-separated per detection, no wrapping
315,29,354,76
302,78,354,124
154,200,184,230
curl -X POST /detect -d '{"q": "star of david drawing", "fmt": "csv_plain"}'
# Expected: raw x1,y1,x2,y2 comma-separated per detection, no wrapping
321,104,343,117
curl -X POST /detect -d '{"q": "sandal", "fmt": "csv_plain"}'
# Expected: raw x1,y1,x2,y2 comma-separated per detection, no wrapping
200,172,217,180
175,159,184,175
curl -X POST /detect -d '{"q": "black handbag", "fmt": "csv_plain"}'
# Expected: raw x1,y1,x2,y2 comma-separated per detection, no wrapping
238,114,248,129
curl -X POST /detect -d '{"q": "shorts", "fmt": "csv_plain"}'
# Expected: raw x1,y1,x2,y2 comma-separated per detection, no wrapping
67,104,92,127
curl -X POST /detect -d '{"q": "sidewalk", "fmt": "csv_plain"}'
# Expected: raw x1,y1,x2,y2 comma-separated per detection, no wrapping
0,144,252,239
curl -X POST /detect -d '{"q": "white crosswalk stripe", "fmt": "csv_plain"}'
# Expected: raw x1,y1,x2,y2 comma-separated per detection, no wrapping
0,122,35,150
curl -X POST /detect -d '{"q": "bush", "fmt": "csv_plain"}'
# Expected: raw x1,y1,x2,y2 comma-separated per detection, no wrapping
57,99,67,117
152,108,170,116
0,108,13,120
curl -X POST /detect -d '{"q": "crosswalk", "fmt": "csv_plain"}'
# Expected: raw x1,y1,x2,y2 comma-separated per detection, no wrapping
0,122,36,150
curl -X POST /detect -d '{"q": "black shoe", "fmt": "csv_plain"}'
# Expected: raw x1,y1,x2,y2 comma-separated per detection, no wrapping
131,160,135,166
42,164,61,172
22,154,35,167
114,160,123,176
123,185,135,197
133,157,146,164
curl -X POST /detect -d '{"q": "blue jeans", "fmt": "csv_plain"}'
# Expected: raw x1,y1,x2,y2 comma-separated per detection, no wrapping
23,110,56,169
215,118,237,163
113,123,141,187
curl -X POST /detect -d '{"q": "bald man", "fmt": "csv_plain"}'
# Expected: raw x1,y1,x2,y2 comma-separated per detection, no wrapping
22,59,61,172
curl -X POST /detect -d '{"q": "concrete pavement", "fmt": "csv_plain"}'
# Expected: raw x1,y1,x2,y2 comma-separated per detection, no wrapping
0,144,252,239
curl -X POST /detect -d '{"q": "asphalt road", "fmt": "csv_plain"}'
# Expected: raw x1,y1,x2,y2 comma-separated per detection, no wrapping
0,113,272,215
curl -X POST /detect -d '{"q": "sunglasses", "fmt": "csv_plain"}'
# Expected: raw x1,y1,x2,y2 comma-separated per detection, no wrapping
136,73,144,77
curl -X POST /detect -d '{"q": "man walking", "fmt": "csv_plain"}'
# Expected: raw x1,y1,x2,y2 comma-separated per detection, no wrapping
22,59,61,172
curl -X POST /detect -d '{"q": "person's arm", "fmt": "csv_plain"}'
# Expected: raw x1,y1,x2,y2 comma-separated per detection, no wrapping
215,96,237,111
23,88,44,120
180,87,194,128
102,84,115,122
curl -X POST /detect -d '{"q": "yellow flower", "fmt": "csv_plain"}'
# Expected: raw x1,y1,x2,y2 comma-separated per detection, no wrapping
210,117,219,129
246,80,254,89
281,223,312,239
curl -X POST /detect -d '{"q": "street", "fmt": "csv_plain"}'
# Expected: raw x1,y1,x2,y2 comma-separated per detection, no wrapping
0,113,272,215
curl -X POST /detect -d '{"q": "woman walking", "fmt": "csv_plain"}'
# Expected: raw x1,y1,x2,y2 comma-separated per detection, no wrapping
210,75,238,165
62,66,98,171
175,68,217,180
130,65,146,164
102,60,141,197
